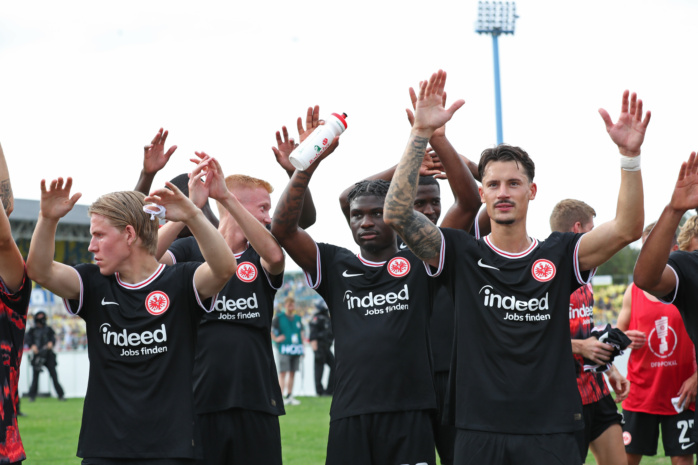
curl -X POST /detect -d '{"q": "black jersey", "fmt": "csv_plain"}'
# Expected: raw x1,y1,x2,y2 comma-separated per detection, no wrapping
433,228,591,434
64,262,211,459
168,237,284,416
305,242,436,420
663,250,698,439
399,240,454,374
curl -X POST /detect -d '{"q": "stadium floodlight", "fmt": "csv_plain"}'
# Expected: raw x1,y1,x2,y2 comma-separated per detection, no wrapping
475,1,518,145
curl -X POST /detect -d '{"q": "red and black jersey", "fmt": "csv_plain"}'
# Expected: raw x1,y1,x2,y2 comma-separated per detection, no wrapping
168,237,285,416
569,284,610,405
0,271,30,463
305,242,436,420
432,228,593,435
64,262,211,459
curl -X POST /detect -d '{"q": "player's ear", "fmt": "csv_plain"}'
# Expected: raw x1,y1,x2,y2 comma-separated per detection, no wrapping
124,224,137,247
528,182,537,200
478,186,485,203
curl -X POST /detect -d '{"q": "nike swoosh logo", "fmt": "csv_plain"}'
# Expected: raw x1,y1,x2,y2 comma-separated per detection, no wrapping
101,298,119,306
399,243,408,250
682,442,695,450
477,259,500,271
342,271,364,278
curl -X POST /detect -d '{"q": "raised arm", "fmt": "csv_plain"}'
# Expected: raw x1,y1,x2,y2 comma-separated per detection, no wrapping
634,153,698,296
271,138,338,280
200,154,285,276
26,178,83,299
384,70,464,266
146,181,236,300
134,128,177,195
0,143,14,215
577,91,650,271
271,107,328,229
406,86,480,231
0,144,22,292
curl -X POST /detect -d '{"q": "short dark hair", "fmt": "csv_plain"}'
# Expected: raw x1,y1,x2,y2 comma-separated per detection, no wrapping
549,199,596,233
478,144,535,183
347,180,391,204
418,175,439,188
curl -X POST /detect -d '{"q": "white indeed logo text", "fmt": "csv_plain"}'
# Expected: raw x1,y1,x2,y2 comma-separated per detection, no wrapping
569,303,593,320
343,284,410,316
213,293,261,320
480,285,551,322
100,323,168,357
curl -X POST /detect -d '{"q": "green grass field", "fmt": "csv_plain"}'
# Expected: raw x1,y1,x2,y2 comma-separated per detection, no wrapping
18,397,672,464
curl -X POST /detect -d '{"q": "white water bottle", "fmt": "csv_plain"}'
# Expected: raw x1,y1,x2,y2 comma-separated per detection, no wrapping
289,112,348,170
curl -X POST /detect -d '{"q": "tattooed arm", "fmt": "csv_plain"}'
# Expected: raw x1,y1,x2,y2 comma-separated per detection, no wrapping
271,138,339,281
384,70,464,267
0,144,14,215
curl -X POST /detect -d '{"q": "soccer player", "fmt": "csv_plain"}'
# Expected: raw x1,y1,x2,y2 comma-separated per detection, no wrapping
26,176,236,464
384,70,650,463
155,155,287,464
550,199,629,465
272,156,440,463
0,142,31,464
336,87,481,465
621,222,697,465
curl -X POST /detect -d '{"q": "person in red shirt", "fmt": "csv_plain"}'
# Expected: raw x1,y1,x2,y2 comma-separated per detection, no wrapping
617,222,697,465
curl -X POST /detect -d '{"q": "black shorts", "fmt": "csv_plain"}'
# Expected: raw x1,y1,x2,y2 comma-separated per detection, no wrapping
454,429,581,465
326,410,435,465
574,394,623,460
622,408,697,456
82,460,195,465
196,408,281,465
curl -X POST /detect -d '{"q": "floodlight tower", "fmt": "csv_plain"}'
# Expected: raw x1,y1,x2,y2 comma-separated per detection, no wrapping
475,1,518,145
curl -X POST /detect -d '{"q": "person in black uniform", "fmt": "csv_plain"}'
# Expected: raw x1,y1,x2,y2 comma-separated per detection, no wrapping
633,152,698,453
385,70,650,464
337,85,482,465
26,310,65,402
308,300,334,396
26,174,237,465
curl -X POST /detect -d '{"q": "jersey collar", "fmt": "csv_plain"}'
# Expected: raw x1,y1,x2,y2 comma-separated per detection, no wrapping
484,235,538,259
357,253,386,267
116,263,166,289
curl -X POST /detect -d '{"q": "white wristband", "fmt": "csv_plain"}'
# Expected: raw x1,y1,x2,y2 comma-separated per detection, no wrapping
620,154,641,171
143,204,166,220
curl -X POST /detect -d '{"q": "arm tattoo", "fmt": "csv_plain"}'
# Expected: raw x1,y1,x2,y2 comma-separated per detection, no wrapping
385,135,441,261
0,179,12,212
273,171,311,229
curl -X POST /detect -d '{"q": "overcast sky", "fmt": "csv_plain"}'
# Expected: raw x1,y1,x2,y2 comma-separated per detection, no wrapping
1,0,696,270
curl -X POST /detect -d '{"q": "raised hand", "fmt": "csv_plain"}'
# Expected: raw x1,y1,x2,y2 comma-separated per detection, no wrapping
669,152,698,212
297,105,322,144
421,148,444,178
412,70,465,136
145,182,198,223
39,177,82,220
143,128,177,175
272,126,298,175
407,86,448,138
599,90,651,157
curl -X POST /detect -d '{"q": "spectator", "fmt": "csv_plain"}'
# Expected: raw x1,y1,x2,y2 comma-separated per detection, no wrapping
308,300,334,396
272,297,305,406
26,309,65,401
